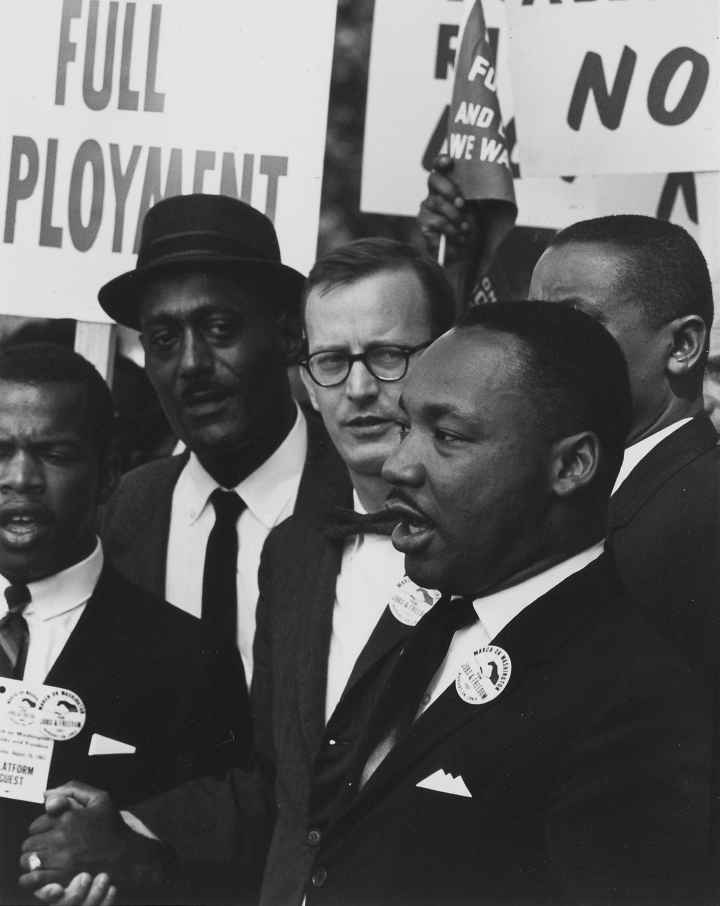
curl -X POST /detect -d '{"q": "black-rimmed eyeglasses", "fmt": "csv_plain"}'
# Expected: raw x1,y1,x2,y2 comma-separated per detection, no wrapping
301,341,432,388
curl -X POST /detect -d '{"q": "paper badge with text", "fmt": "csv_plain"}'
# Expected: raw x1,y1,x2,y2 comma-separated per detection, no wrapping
456,645,511,705
389,577,442,626
0,679,85,802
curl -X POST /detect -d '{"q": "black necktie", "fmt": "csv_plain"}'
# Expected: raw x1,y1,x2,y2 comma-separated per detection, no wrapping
0,584,31,678
201,489,246,645
353,594,478,778
323,506,400,541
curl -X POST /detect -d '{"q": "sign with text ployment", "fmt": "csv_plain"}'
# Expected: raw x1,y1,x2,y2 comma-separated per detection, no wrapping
0,0,337,323
506,0,720,178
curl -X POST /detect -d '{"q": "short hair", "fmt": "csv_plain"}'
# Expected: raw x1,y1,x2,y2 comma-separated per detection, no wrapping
304,238,455,339
550,215,714,333
457,301,632,485
0,343,115,460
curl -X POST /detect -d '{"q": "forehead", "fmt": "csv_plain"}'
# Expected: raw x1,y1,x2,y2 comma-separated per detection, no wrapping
404,329,531,424
0,381,88,438
529,241,628,312
139,270,265,324
304,268,433,345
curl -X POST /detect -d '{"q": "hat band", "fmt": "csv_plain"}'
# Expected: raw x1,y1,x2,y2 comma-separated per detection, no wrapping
137,229,280,268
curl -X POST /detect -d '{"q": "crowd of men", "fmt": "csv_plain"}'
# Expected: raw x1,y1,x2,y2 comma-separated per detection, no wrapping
0,161,718,906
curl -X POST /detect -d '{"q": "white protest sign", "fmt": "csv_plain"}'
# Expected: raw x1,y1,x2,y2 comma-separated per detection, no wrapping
0,0,337,323
506,0,720,178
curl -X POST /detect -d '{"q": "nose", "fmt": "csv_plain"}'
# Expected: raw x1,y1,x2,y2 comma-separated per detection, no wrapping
381,429,425,488
0,450,45,496
178,327,213,378
344,358,379,403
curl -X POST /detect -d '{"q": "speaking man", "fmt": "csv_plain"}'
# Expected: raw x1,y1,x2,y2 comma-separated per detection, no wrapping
18,238,456,906
98,193,345,684
420,169,720,663
298,302,713,905
0,344,248,905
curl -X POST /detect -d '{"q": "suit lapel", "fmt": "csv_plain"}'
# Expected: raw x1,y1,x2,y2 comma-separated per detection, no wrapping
341,606,410,700
335,556,621,831
609,415,718,530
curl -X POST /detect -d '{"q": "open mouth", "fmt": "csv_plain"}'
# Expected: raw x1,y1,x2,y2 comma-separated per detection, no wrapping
345,415,392,435
0,510,51,548
385,500,435,552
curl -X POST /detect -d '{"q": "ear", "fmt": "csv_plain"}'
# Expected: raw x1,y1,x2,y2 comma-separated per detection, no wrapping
666,314,707,377
97,441,121,506
550,431,600,498
299,364,320,412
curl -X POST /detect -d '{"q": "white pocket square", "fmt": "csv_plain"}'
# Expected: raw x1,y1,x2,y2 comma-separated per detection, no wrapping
416,768,472,798
88,733,136,756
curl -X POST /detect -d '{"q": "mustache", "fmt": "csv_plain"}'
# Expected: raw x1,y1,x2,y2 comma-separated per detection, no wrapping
179,381,229,404
383,490,431,523
0,502,53,526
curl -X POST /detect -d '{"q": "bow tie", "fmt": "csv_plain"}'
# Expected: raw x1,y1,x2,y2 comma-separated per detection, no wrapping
324,506,400,542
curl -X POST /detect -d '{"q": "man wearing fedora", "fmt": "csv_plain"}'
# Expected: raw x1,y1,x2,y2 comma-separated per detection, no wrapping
98,194,346,685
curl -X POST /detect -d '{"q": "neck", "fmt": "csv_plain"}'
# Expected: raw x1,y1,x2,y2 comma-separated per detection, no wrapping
197,394,296,488
628,398,700,445
349,469,391,513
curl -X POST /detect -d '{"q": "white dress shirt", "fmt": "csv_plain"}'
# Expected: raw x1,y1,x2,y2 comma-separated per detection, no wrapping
165,407,307,681
612,418,692,494
0,540,104,684
325,492,406,723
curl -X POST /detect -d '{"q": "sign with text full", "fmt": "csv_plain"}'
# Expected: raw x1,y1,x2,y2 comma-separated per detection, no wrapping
506,0,720,177
0,0,337,323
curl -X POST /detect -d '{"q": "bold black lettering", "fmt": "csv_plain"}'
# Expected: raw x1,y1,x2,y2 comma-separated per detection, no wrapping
647,48,709,126
83,0,119,111
40,139,63,248
68,139,105,251
110,143,141,252
435,25,459,80
193,151,216,193
118,3,140,111
656,172,698,224
144,4,166,113
259,155,287,222
4,136,39,244
133,146,182,251
56,0,82,105
567,46,637,131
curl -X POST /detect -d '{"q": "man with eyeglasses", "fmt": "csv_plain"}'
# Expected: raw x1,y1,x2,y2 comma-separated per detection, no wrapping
19,238,456,906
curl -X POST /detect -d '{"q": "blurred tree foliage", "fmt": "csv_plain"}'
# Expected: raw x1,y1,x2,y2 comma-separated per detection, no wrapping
318,0,417,254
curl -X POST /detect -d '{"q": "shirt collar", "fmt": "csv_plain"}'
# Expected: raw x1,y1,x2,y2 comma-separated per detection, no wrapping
0,539,104,622
472,542,604,642
612,417,693,495
181,406,308,529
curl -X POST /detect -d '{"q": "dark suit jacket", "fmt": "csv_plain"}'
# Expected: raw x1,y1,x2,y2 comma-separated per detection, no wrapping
608,414,720,664
301,555,713,906
0,565,249,902
100,413,344,601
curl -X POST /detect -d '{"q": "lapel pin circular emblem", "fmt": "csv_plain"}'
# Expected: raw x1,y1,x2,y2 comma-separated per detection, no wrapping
38,688,86,740
456,645,512,705
389,577,442,626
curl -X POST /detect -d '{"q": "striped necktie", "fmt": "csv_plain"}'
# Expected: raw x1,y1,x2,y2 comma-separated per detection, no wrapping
0,584,31,679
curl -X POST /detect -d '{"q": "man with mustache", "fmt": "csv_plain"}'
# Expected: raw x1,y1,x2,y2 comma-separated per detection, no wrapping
19,238,456,906
98,193,346,687
297,302,712,905
0,343,248,906
420,168,720,664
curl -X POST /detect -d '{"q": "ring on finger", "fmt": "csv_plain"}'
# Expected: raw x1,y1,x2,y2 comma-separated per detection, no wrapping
27,852,43,872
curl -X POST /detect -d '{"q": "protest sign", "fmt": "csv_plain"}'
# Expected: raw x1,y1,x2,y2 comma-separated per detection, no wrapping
506,0,720,177
0,0,337,323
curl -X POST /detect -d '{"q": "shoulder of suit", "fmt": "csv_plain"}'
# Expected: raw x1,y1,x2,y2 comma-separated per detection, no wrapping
101,454,187,527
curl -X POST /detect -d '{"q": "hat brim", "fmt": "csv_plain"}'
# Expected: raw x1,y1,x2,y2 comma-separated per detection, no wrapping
98,254,306,329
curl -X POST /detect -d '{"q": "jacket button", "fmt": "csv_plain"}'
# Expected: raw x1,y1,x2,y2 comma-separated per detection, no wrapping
311,867,328,887
307,828,322,846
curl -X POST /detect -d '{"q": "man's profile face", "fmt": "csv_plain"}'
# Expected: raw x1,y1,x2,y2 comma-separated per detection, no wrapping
382,329,552,595
302,268,435,479
530,241,666,441
140,270,285,458
0,381,100,583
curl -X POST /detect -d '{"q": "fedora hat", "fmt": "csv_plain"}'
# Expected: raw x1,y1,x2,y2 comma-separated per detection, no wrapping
98,193,305,328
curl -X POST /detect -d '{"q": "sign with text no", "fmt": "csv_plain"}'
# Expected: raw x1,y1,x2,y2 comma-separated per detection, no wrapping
0,0,336,322
506,0,720,177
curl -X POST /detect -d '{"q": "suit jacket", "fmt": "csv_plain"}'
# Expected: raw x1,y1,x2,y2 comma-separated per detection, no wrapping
608,414,720,664
0,565,249,903
300,555,713,906
100,413,344,601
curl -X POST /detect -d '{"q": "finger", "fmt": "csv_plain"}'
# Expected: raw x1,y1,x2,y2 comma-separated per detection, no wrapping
419,209,470,244
19,870,67,890
44,794,77,817
427,170,464,206
422,194,470,231
433,154,454,173
27,813,59,836
44,782,102,808
81,874,112,906
99,887,117,906
57,873,92,906
33,884,65,904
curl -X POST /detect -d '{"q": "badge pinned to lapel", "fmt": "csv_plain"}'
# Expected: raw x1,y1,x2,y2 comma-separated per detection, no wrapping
456,645,512,705
389,576,442,626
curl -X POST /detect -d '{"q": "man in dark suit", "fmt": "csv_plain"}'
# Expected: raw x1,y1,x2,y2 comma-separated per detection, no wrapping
97,193,345,686
298,302,713,905
0,343,248,906
421,178,719,663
